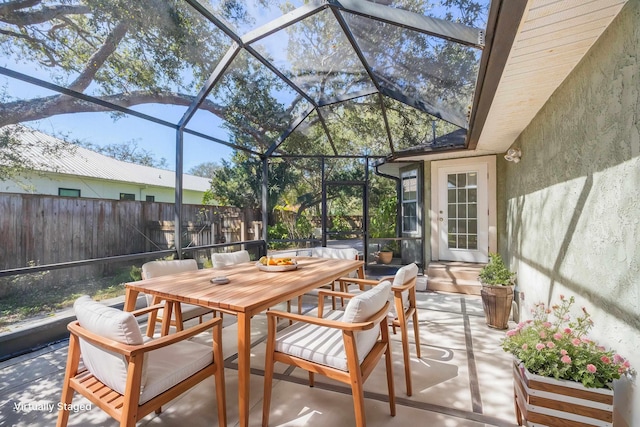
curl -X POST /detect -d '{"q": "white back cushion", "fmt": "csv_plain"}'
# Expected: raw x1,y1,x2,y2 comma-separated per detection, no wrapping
141,259,198,306
73,296,145,395
312,247,358,260
141,259,198,279
211,250,250,268
342,280,391,359
392,263,419,314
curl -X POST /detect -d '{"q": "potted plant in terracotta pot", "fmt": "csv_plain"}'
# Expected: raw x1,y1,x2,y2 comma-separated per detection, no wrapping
502,295,633,426
479,253,516,329
375,244,394,264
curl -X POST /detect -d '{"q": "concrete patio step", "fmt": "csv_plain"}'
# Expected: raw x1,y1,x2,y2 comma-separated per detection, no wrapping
426,261,484,295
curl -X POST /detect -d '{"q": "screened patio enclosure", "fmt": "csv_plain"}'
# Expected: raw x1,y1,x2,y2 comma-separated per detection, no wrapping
0,0,525,271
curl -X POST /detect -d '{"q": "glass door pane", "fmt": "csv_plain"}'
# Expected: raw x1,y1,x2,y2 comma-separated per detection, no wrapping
447,172,478,250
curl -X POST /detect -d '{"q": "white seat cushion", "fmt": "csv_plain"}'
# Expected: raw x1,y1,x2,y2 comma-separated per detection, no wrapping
212,250,250,268
276,282,391,371
139,339,213,404
74,296,145,395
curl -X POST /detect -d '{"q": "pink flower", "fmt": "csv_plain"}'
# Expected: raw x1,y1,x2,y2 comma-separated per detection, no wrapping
539,331,547,339
564,328,572,334
560,349,568,356
506,329,518,337
521,344,528,350
559,294,565,300
613,354,624,364
546,342,555,349
587,364,597,373
553,333,563,340
601,356,611,364
571,338,581,346
536,343,545,350
543,322,552,328
581,337,591,344
561,355,572,364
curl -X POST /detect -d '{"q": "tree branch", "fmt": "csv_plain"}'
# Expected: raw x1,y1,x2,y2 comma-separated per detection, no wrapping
0,91,228,127
0,0,40,16
68,21,129,92
0,4,91,26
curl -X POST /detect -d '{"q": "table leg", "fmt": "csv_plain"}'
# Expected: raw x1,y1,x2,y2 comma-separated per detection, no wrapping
161,301,173,336
237,312,251,427
124,288,138,312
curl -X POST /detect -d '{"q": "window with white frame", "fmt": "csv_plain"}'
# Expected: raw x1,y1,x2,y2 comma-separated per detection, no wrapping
401,171,417,232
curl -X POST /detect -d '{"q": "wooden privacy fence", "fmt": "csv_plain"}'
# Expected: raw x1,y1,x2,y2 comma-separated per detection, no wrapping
0,193,252,275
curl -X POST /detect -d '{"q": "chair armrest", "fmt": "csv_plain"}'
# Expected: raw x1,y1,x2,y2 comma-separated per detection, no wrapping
316,289,356,300
335,277,380,286
391,278,417,293
130,303,165,317
266,302,390,332
138,316,222,353
67,316,223,357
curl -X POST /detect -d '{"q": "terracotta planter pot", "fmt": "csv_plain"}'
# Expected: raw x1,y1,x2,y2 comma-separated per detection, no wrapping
480,284,513,329
376,251,393,264
512,358,614,426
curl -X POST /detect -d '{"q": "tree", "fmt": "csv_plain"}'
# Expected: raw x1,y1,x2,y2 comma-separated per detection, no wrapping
1,0,486,215
188,161,219,179
0,125,75,182
77,139,168,168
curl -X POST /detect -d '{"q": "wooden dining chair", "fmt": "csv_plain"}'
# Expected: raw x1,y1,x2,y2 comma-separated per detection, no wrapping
57,295,226,427
337,263,421,396
297,247,361,313
141,259,214,337
262,281,395,427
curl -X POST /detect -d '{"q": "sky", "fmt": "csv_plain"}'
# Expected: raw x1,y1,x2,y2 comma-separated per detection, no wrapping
4,76,234,174
3,58,235,174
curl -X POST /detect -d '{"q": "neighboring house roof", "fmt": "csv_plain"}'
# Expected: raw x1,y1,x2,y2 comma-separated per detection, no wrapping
4,126,210,192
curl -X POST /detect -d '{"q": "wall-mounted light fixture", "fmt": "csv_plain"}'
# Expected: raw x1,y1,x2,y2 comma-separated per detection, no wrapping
504,148,522,163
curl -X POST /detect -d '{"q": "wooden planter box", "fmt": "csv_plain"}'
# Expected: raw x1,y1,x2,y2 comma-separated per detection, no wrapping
480,284,513,329
513,359,614,427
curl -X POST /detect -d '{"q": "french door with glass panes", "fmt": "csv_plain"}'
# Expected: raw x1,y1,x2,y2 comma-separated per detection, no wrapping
437,162,489,262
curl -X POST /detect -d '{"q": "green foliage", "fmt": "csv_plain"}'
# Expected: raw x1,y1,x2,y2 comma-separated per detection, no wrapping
0,265,136,329
502,296,633,388
0,126,76,182
129,264,142,282
77,139,168,168
479,253,515,286
370,193,397,238
189,161,220,179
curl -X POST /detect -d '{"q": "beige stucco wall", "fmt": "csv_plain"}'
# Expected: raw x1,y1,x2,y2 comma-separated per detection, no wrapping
501,2,639,425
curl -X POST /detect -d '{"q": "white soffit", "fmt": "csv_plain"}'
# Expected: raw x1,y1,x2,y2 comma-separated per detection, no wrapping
477,0,628,153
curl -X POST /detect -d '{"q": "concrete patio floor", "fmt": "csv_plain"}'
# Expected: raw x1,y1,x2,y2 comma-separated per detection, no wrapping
0,291,519,426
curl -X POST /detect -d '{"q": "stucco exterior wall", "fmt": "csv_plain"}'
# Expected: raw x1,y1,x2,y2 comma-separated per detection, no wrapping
501,2,639,425
2,173,206,204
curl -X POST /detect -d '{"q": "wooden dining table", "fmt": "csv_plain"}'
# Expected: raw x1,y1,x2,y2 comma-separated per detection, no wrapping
124,256,364,427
